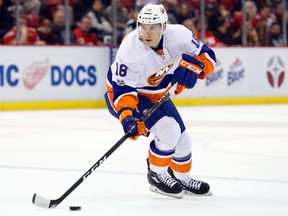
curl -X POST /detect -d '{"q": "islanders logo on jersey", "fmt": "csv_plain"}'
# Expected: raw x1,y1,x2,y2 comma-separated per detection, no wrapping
147,63,174,86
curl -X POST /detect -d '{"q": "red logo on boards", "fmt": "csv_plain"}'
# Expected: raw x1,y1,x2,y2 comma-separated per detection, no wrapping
22,59,49,90
266,56,285,88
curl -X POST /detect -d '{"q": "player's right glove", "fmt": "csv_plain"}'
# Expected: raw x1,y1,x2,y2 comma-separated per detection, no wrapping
171,54,204,95
119,108,147,140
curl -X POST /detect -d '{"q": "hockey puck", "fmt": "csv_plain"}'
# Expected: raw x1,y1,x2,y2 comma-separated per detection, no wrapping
70,206,81,211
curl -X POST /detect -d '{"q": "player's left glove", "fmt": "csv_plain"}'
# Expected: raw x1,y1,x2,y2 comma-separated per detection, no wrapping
171,54,204,95
121,116,147,140
119,107,148,140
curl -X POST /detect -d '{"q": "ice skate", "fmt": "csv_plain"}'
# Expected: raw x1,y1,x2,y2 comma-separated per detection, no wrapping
147,160,183,199
168,167,213,196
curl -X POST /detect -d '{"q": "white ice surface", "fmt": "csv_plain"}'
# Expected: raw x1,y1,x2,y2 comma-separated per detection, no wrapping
0,105,288,216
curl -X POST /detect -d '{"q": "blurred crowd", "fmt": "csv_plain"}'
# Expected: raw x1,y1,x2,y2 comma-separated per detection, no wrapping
0,0,287,46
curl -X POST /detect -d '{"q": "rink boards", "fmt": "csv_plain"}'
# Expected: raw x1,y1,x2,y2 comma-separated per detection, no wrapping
0,46,288,110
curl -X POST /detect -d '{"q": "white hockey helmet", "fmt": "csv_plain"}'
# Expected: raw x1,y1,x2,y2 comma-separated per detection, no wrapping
137,3,168,29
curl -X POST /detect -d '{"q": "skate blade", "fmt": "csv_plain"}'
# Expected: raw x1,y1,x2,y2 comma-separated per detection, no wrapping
149,185,183,199
184,190,213,196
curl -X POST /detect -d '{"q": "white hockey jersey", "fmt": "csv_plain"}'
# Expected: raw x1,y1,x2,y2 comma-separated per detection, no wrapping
106,24,216,112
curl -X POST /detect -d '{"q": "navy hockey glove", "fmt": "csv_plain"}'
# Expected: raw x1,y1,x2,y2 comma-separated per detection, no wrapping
171,54,204,95
119,108,147,140
121,116,147,140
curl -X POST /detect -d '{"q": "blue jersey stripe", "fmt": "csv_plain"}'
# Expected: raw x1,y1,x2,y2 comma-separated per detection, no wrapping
138,74,173,91
200,44,216,62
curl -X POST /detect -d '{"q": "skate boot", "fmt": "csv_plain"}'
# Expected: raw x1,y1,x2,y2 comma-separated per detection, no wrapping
168,167,212,196
147,159,183,199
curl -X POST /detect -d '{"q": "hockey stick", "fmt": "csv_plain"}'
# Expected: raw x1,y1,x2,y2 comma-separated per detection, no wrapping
32,90,171,209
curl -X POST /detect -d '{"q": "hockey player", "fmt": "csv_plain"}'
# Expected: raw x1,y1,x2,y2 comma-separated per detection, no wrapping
105,3,216,198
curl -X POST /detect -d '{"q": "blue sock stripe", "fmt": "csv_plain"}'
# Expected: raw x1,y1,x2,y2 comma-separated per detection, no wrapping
150,141,175,157
173,153,192,163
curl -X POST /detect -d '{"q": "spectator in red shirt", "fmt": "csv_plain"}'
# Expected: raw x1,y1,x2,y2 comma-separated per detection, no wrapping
3,14,40,45
231,0,260,31
73,16,99,46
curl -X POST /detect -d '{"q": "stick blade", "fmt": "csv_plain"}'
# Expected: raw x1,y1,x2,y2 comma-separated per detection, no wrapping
32,193,53,208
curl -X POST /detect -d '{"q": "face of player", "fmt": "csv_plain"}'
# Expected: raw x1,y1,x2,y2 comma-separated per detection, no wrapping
138,23,162,48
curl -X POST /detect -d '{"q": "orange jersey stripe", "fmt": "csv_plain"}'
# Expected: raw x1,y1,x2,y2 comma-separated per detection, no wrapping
106,85,119,112
106,83,113,93
195,53,215,79
106,84,138,113
138,85,172,103
116,94,138,111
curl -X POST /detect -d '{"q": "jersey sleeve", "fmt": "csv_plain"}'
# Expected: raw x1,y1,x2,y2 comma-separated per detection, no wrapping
195,44,216,79
182,28,216,79
171,26,216,79
110,54,141,120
